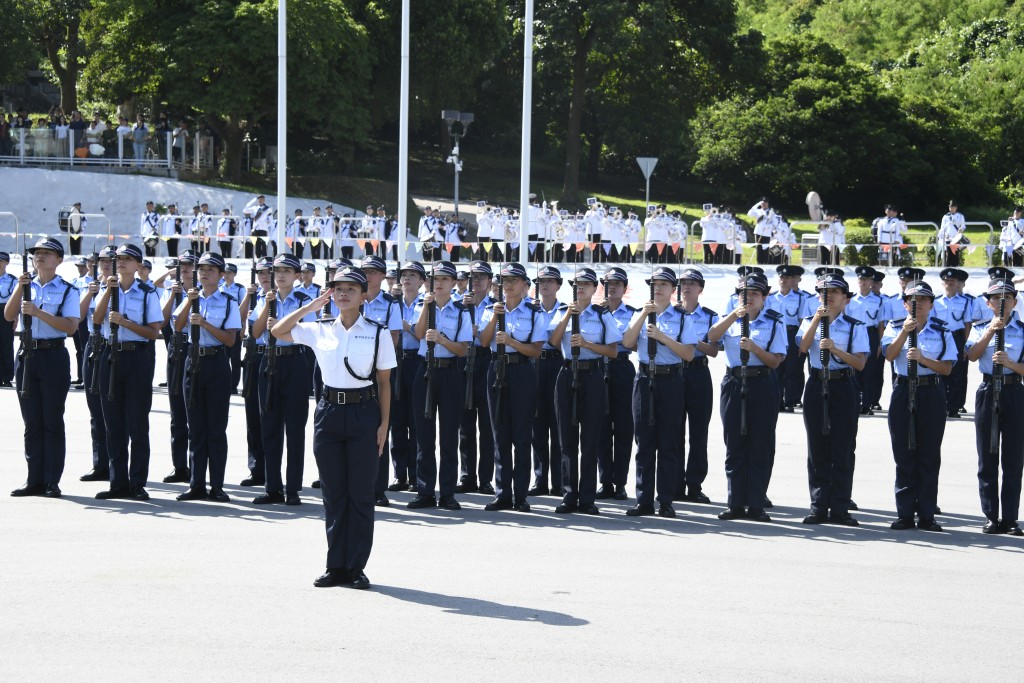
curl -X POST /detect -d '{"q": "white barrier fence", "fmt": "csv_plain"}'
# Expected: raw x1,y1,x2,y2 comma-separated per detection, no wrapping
0,128,217,171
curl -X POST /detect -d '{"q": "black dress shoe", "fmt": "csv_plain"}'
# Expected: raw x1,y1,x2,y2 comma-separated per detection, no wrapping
11,483,46,497
848,500,859,511
934,506,942,515
613,487,628,501
918,518,942,532
311,479,322,489
314,568,351,588
157,381,167,388
829,514,859,527
387,479,409,492
176,487,208,501
1004,522,1023,537
859,406,873,416
478,483,496,496
130,486,150,501
946,411,960,419
96,487,132,500
484,497,513,511
763,496,773,509
375,494,390,507
438,495,461,511
871,403,882,411
802,513,828,525
239,474,265,487
208,488,230,503
747,509,771,522
527,485,549,497
285,493,302,506
890,517,915,530
550,487,564,497
350,570,371,590
554,503,577,514
717,507,746,521
513,500,531,512
657,504,676,518
407,495,437,509
44,484,62,498
594,486,613,499
162,468,191,484
0,379,13,388
780,405,795,413
688,490,712,505
982,520,1004,534
581,505,600,515
455,480,478,494
626,503,655,517
80,469,110,482
253,492,285,505
958,407,967,414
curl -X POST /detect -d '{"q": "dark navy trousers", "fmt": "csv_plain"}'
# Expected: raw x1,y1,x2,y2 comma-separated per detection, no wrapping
242,349,265,477
166,346,191,471
183,350,232,490
720,372,780,510
598,355,634,491
82,336,109,471
677,363,713,495
802,375,858,516
413,363,464,498
16,345,71,486
555,365,606,509
98,344,156,489
459,348,495,486
390,354,422,484
632,370,684,507
258,351,310,495
487,359,536,503
974,380,1024,523
532,352,563,491
888,379,946,520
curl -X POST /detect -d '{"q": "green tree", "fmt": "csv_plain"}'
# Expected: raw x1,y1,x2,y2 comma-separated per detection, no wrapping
0,0,41,86
25,0,92,112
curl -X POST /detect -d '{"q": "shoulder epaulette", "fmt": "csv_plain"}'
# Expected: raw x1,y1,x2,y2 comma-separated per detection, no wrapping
525,301,541,312
591,304,609,314
929,319,948,331
843,314,864,326
363,317,386,330
624,303,640,313
555,303,569,312
381,292,397,303
294,291,311,303
700,306,718,317
764,309,783,322
137,281,155,294
964,293,975,300
890,319,905,330
799,289,814,297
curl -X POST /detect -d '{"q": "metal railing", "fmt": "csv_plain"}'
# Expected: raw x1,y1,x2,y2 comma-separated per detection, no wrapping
0,128,218,171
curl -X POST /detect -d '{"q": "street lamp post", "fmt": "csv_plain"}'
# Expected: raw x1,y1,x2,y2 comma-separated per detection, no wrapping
442,110,474,216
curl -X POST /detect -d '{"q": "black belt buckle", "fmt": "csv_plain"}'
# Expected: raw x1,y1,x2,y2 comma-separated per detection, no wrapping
733,366,762,378
198,345,219,357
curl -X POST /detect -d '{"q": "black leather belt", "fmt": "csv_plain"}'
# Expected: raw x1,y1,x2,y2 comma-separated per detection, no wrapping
426,357,456,368
324,386,376,405
540,349,564,360
639,362,682,375
809,367,854,381
983,373,1023,385
614,351,632,361
110,341,153,352
28,338,66,350
683,356,709,368
564,359,601,371
399,349,420,360
729,366,770,378
499,352,527,364
895,375,941,386
197,345,223,356
269,345,304,356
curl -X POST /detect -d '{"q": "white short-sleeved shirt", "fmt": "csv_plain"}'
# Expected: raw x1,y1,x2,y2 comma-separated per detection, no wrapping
291,315,397,389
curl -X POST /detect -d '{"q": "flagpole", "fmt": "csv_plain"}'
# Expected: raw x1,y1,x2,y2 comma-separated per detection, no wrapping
518,0,534,265
276,0,287,250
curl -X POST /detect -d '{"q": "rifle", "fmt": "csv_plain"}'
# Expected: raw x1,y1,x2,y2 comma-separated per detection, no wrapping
740,286,750,436
570,269,580,426
169,258,186,396
646,274,657,426
424,270,436,419
264,262,278,413
907,298,919,451
107,273,120,402
990,291,1006,456
187,286,201,408
242,260,259,399
464,272,476,410
18,240,32,398
493,266,507,424
88,256,103,395
820,308,831,436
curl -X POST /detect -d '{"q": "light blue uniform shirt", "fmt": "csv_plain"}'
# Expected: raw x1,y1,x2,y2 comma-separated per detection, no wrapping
547,304,623,360
630,304,699,364
246,290,268,346
0,272,17,304
413,299,473,358
845,292,884,327
535,299,564,351
684,304,719,358
971,294,994,324
966,312,1024,375
881,318,957,376
606,302,638,354
932,292,972,332
796,315,870,370
362,290,402,332
718,308,788,367
27,275,79,338
253,289,315,346
766,289,816,326
399,294,422,351
725,291,783,317
99,281,162,341
466,294,495,347
176,289,242,346
220,280,246,307
479,299,546,352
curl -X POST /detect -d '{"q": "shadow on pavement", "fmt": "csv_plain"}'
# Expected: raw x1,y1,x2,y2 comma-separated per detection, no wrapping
373,585,589,626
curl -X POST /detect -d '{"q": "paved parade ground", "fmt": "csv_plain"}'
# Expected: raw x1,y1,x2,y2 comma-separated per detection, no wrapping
2,346,1022,680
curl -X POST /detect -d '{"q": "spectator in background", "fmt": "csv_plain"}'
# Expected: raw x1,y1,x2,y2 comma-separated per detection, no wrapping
68,110,87,151
132,115,149,166
115,116,132,159
172,120,189,163
0,115,10,156
101,117,117,158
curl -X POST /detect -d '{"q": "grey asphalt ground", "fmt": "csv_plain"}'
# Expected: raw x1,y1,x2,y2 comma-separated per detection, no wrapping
3,266,1022,680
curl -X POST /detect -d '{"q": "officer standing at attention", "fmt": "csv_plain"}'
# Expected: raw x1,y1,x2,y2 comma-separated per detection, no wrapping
252,254,315,505
297,262,322,396
768,265,815,412
70,254,92,388
387,261,425,492
796,273,868,525
933,268,972,419
478,263,546,511
159,250,197,483
596,267,637,500
882,280,956,531
0,252,17,387
92,244,163,501
7,237,80,498
548,267,621,515
220,263,246,394
529,265,565,497
407,261,472,510
707,272,787,522
456,261,497,495
358,255,402,507
867,270,890,411
240,257,273,487
674,268,720,504
965,277,1024,535
272,266,395,589
847,267,885,415
78,245,114,482
173,252,241,503
621,267,698,518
